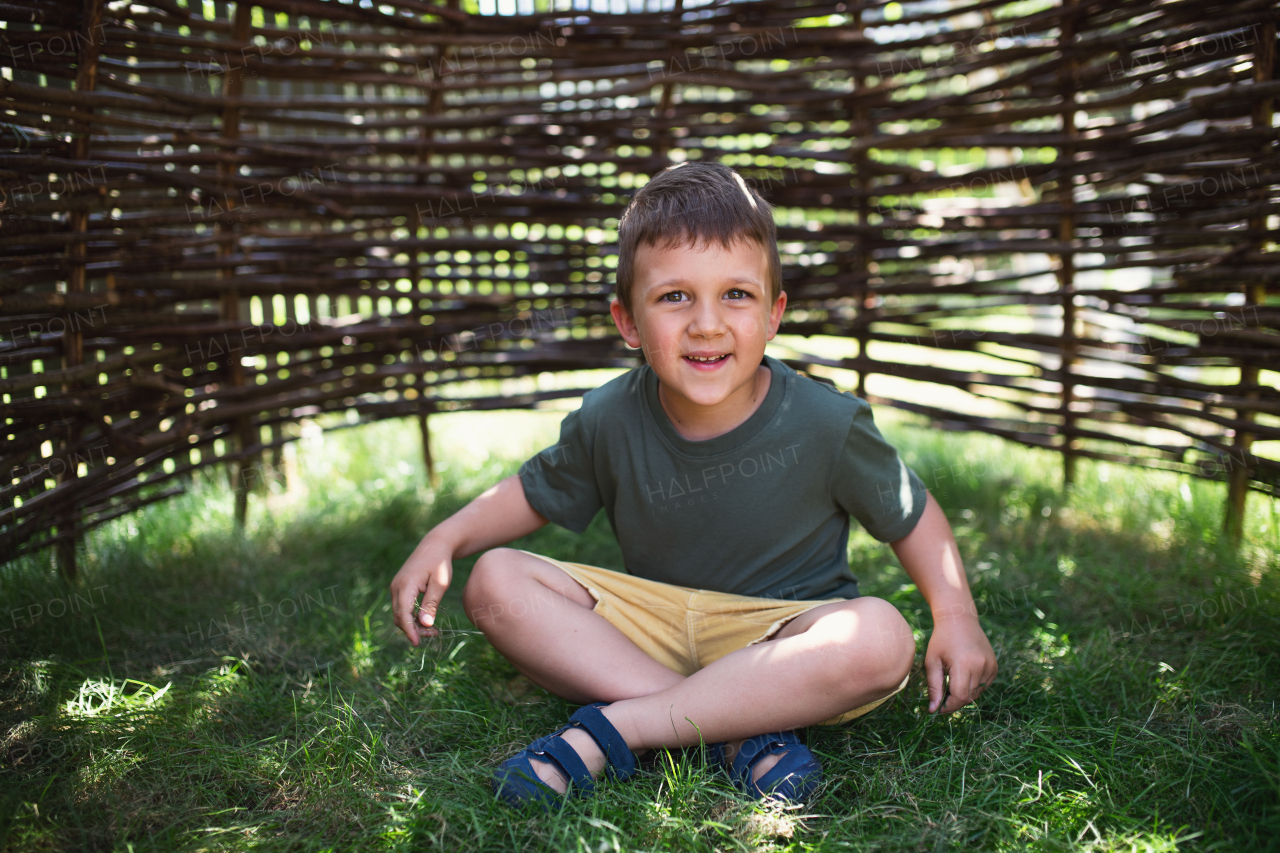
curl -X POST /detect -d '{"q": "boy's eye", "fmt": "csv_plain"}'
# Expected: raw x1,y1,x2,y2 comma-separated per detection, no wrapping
660,291,685,303
726,288,749,300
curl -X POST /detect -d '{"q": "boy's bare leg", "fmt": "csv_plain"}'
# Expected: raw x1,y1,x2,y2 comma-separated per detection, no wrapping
463,548,915,793
464,548,686,791
463,548,687,703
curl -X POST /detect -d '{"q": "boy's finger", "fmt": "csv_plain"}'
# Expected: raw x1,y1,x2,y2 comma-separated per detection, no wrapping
418,573,450,628
394,584,425,646
939,672,966,713
925,656,945,713
941,665,980,713
975,662,998,699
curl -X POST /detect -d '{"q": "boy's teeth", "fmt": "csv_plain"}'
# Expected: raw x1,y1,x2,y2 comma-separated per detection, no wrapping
687,354,727,362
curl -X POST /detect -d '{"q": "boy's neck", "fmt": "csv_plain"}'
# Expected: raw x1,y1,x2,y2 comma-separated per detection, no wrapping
655,363,773,442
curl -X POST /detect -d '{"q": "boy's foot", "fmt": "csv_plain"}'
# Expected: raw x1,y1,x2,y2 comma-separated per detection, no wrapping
524,733,782,794
526,724,610,792
709,731,823,802
493,703,639,808
721,738,784,783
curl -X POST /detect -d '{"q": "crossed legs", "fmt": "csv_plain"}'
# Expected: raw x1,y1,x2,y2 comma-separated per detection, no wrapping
462,548,916,793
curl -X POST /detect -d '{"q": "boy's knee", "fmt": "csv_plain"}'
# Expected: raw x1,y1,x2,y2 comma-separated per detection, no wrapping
886,627,916,691
461,548,520,626
867,599,916,688
832,597,915,694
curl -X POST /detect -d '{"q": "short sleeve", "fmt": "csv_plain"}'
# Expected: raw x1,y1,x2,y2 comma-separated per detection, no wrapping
831,401,928,542
518,406,603,533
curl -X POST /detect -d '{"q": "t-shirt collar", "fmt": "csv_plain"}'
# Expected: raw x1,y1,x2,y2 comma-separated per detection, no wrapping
642,354,788,457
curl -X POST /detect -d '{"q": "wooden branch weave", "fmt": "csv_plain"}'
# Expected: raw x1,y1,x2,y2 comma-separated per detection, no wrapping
1,0,1276,561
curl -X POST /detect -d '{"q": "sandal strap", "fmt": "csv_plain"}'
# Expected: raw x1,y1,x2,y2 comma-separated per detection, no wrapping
751,743,822,798
731,730,802,780
528,732,596,795
568,703,638,782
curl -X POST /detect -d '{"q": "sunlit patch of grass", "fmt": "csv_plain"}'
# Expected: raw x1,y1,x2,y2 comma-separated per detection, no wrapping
61,678,171,718
1,408,1277,851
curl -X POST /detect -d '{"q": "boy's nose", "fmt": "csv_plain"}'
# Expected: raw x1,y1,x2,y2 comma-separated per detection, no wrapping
688,303,728,339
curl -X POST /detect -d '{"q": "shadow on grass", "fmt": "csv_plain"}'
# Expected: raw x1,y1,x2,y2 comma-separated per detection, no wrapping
1,422,1278,852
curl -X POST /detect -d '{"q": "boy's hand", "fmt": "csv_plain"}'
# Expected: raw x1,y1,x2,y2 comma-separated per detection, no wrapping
387,475,549,648
889,492,998,714
390,541,453,647
925,613,997,714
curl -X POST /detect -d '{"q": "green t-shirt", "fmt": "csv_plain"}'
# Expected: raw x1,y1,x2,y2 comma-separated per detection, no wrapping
517,354,927,601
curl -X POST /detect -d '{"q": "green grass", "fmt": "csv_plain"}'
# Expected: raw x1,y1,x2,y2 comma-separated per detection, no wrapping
2,409,1278,852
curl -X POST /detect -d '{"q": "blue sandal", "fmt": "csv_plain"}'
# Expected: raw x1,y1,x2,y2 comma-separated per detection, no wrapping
492,702,638,810
706,730,823,803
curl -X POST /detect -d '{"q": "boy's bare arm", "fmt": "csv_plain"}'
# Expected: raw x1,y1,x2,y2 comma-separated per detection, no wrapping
390,474,548,646
890,490,998,714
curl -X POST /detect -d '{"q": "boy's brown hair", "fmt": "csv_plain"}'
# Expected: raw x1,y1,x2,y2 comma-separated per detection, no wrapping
613,160,781,315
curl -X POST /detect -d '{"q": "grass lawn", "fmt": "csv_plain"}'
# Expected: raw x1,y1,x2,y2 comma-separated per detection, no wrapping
2,408,1278,852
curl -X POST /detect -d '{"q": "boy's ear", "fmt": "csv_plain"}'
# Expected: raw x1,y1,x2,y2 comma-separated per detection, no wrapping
610,298,644,349
765,289,788,340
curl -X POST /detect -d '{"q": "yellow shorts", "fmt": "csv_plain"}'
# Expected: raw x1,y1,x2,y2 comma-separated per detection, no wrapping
519,550,910,726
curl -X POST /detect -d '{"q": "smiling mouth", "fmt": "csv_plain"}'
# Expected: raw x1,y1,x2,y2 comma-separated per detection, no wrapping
684,354,730,364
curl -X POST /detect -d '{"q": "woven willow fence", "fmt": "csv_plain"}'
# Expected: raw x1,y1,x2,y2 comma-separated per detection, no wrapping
1,0,1277,576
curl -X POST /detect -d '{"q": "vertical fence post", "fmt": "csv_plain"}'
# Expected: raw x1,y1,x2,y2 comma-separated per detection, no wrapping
418,411,438,488
1056,0,1080,489
409,222,435,486
219,1,255,528
1224,21,1276,542
408,213,437,487
655,81,675,164
653,0,681,163
55,0,105,581
412,34,452,490
269,421,286,491
851,8,872,399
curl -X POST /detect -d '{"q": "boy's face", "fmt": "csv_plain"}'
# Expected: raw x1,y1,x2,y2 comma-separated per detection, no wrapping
610,237,786,411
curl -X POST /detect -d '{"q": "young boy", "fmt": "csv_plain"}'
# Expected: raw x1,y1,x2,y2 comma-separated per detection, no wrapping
389,161,997,809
